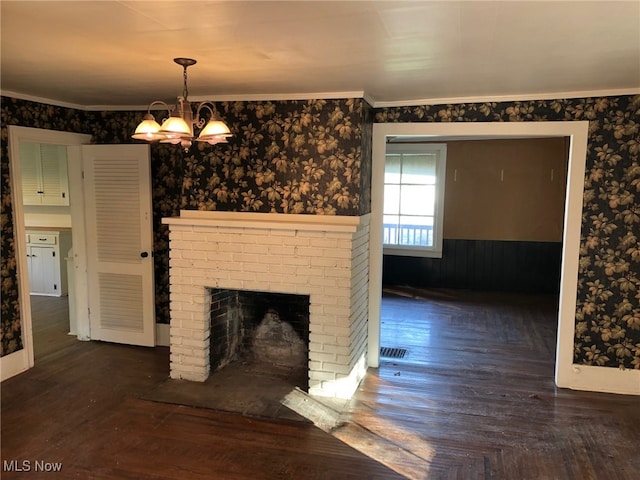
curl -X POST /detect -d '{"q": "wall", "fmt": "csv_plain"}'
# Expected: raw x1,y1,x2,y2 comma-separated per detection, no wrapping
384,137,568,292
2,93,638,371
375,95,640,370
383,239,563,293
0,96,371,357
23,205,72,229
180,99,371,215
443,137,568,241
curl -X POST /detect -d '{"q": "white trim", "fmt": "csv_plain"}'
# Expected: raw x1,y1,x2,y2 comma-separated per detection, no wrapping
67,146,91,340
383,246,443,258
0,349,30,382
163,210,365,233
370,121,638,397
156,323,170,347
362,92,376,108
555,124,589,389
0,89,153,112
6,126,92,380
1,91,90,110
189,91,367,103
372,88,640,108
5,89,638,112
564,365,640,396
7,129,34,376
1,90,369,111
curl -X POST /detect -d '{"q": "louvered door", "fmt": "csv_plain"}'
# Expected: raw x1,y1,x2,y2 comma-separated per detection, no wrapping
19,142,70,205
19,142,43,205
40,144,69,205
83,145,155,346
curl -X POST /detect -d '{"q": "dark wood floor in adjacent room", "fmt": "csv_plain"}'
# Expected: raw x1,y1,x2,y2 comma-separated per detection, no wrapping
30,294,77,360
2,289,638,479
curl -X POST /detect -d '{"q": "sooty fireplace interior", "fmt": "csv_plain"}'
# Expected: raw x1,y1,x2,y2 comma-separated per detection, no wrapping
210,289,310,391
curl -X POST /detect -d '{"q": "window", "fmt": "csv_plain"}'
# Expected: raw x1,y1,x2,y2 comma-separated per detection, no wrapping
383,143,447,258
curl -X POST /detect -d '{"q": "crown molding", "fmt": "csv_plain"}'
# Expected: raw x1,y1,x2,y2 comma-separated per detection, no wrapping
372,88,640,108
1,89,369,111
3,88,638,111
188,91,367,103
1,90,87,110
0,90,151,111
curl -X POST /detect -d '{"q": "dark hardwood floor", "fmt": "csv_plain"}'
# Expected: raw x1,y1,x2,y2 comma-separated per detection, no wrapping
2,289,639,479
30,294,77,361
343,288,640,479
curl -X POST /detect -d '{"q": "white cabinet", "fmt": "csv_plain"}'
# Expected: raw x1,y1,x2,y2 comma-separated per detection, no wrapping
26,231,72,296
20,143,69,206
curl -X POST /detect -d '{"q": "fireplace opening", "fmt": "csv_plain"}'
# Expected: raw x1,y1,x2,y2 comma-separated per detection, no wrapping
210,289,310,392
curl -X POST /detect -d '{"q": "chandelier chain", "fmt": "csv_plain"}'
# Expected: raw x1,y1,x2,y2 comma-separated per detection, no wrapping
182,65,189,100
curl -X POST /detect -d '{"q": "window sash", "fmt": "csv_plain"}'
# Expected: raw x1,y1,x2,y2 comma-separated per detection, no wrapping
383,144,446,257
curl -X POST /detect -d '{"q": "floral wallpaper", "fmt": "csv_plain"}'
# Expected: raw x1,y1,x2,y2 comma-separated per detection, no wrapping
375,95,640,370
0,109,21,355
2,93,638,371
0,96,370,356
181,99,369,215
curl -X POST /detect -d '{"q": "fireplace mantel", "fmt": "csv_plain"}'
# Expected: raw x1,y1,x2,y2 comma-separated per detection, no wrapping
163,210,364,233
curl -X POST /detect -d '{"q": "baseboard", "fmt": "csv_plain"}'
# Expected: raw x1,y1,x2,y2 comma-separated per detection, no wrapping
0,349,29,382
156,323,170,347
557,364,640,396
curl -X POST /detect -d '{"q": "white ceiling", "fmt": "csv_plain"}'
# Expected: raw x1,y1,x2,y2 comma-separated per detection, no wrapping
1,1,639,109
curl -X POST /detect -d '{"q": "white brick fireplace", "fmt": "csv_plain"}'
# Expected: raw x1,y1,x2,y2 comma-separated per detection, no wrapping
162,210,370,399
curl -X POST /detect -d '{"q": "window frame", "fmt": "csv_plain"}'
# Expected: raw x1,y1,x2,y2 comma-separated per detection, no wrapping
383,142,447,258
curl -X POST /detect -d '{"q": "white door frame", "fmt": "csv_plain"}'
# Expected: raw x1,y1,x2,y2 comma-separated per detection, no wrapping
369,120,639,396
3,126,91,381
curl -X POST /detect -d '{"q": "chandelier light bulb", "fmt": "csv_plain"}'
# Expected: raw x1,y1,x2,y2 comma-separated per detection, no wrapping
131,113,163,141
159,114,192,136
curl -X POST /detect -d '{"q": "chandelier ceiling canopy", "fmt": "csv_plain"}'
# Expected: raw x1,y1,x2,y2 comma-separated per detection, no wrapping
132,58,232,151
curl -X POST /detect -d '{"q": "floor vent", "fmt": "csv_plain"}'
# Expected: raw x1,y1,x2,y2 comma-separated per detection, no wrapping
380,347,407,359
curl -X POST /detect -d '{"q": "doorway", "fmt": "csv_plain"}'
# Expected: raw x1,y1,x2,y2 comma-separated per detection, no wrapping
368,121,590,391
381,137,569,292
19,140,77,360
6,126,92,377
4,127,156,381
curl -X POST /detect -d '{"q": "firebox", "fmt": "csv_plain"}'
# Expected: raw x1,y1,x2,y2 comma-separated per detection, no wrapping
210,289,310,391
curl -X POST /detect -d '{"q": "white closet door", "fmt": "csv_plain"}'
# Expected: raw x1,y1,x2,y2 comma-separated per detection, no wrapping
40,144,69,205
83,144,155,346
19,142,42,205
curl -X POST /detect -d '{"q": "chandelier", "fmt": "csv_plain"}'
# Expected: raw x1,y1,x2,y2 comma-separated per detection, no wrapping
132,58,232,151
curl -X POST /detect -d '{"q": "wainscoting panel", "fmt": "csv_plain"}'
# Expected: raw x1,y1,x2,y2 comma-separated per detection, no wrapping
383,239,562,293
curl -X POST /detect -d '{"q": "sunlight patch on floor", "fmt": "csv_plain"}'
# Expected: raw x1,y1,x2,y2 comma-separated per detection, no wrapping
281,386,435,480
331,415,435,480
